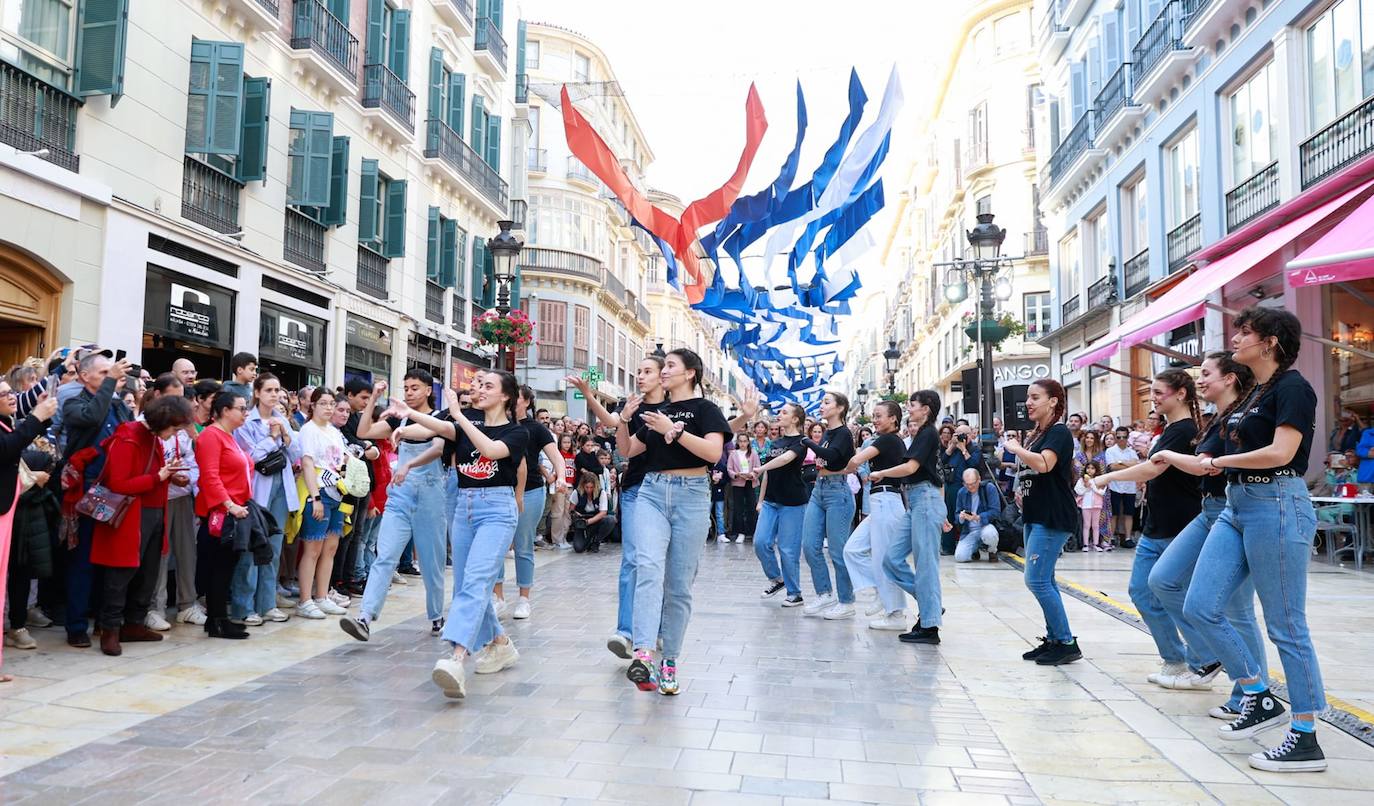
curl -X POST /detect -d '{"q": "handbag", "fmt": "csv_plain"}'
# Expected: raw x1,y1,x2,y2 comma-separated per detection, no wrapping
254,447,288,477
75,441,155,528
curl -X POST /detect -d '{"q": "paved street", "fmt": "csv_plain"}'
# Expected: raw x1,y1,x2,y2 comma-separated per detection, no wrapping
2,544,1373,805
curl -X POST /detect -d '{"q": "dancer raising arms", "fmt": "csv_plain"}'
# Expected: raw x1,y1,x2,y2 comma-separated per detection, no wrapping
491,386,565,621
752,403,810,607
800,392,857,619
622,349,731,695
841,401,912,631
881,390,946,643
1004,379,1082,666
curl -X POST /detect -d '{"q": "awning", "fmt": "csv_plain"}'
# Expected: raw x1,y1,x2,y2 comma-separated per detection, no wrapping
1073,180,1374,370
1287,191,1374,287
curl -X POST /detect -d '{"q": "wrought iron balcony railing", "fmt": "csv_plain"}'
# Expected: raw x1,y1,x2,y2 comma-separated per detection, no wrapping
1094,63,1133,128
357,244,389,298
452,295,467,331
1024,228,1049,256
1180,0,1215,28
528,147,547,172
1123,248,1150,298
1087,273,1118,310
1300,94,1374,189
284,208,326,274
291,0,359,79
362,63,415,132
509,198,527,230
1132,1,1185,88
515,73,528,104
567,155,595,183
1225,161,1279,231
475,16,507,71
0,60,80,172
425,281,445,323
520,246,602,283
1061,293,1081,324
424,118,510,209
1166,213,1201,272
181,157,243,234
1047,111,1093,185
446,0,473,25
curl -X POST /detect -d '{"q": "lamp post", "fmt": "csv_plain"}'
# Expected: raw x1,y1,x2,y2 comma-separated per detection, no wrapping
939,210,1014,467
487,220,524,371
856,383,869,417
882,340,900,397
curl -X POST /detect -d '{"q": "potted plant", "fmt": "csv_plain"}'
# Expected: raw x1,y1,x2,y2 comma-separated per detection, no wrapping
473,308,536,349
962,310,1025,346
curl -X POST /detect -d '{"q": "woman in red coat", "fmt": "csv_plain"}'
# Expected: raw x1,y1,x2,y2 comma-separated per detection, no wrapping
91,395,194,657
194,390,254,639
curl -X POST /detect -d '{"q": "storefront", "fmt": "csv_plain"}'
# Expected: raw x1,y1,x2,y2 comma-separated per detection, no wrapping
1329,279,1374,417
408,332,446,382
142,265,236,379
343,314,392,385
258,303,327,390
451,348,487,393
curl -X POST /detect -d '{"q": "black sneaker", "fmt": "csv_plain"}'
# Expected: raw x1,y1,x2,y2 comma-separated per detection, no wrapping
431,618,445,636
398,565,421,576
1219,690,1286,740
781,594,804,608
1022,637,1054,661
1035,639,1083,666
760,580,785,599
899,625,940,644
339,616,370,642
1248,729,1326,772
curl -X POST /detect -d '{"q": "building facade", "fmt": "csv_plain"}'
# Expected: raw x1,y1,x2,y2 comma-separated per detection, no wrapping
1034,0,1374,443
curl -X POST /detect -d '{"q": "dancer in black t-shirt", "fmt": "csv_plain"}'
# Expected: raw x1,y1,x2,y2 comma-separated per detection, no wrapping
840,401,913,631
799,392,858,619
752,403,809,607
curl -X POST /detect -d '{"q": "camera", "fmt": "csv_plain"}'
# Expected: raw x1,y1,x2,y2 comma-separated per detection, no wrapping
957,434,966,442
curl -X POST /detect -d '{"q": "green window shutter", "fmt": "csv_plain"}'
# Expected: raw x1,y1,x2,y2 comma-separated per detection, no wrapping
358,158,380,243
511,264,521,306
481,239,496,308
322,136,350,226
426,206,441,281
427,48,444,122
477,0,490,19
185,40,244,156
448,73,466,134
485,114,501,170
76,0,129,101
455,228,468,295
236,76,271,182
471,237,486,305
440,219,458,287
383,179,408,258
287,109,334,207
327,0,351,20
365,0,385,65
516,20,527,75
470,96,485,153
389,10,410,82
492,0,504,31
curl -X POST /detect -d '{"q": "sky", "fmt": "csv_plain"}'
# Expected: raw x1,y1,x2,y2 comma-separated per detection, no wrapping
519,0,964,348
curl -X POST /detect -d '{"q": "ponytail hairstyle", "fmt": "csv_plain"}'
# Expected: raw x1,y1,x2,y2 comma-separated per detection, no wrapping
486,369,520,420
1026,379,1067,448
666,348,704,392
908,389,941,430
1202,350,1256,445
782,402,806,431
1222,306,1301,446
1153,368,1199,434
825,391,850,423
251,371,279,407
873,400,902,432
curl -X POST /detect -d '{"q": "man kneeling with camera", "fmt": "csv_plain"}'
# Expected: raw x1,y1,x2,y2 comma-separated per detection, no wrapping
568,471,614,554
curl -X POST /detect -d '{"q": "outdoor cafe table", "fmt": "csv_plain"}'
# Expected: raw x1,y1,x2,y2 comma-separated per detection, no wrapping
1311,495,1374,572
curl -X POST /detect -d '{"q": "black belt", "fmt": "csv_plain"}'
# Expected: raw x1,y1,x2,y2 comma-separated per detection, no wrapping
1227,469,1296,485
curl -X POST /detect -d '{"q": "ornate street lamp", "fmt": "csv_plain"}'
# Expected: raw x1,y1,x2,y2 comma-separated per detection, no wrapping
883,340,900,397
487,219,524,371
855,383,869,416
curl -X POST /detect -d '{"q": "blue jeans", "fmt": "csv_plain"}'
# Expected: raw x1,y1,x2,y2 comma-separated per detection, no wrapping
1185,477,1325,715
1129,535,1190,666
885,483,943,627
65,518,96,637
360,444,447,622
1023,523,1073,643
1149,497,1266,711
498,487,544,589
955,525,998,562
713,499,726,536
755,501,805,595
615,484,639,639
230,476,288,617
803,476,856,602
629,473,711,658
442,486,518,651
352,505,382,582
842,490,907,614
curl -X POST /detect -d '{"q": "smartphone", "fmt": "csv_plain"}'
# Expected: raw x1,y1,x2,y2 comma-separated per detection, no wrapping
114,349,127,362
128,364,142,377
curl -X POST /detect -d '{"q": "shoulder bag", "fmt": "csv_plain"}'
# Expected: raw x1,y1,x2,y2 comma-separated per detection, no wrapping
75,439,155,528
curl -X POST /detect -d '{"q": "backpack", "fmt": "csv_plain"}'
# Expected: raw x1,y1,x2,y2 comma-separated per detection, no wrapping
339,452,371,498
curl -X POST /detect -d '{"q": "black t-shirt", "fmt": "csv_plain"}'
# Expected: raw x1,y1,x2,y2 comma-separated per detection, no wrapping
520,417,555,485
802,425,856,472
574,449,603,480
638,397,732,473
869,433,910,494
1143,419,1201,537
450,417,528,489
1196,421,1227,497
619,399,664,491
1018,423,1077,533
1226,369,1317,475
904,425,942,488
386,411,444,445
763,433,807,506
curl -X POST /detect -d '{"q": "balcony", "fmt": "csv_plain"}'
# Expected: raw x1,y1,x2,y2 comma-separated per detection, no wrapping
1086,273,1118,311
357,245,389,299
1166,213,1201,272
1061,293,1081,324
567,155,597,187
963,138,990,179
520,246,602,284
601,269,628,312
424,118,510,212
452,295,468,332
228,0,279,30
290,0,359,96
429,0,474,39
361,63,415,137
1123,248,1150,298
1180,0,1226,50
1225,161,1279,231
1131,1,1193,108
1093,63,1143,148
181,157,243,234
1024,228,1049,257
528,147,547,173
1300,94,1374,189
515,73,528,104
509,198,527,231
474,16,507,75
1045,111,1102,195
0,61,80,172
284,208,326,274
425,281,445,324
1039,2,1071,63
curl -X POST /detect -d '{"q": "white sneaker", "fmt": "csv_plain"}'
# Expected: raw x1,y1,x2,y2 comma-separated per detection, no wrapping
144,611,172,631
864,600,886,617
4,628,37,650
803,592,837,616
432,656,467,698
1148,661,1189,686
718,535,732,544
492,594,508,618
391,572,408,586
263,608,290,622
868,611,909,631
243,613,264,627
315,597,347,616
735,534,748,543
176,603,208,626
26,607,53,628
1209,704,1242,720
295,600,326,619
511,597,531,620
823,602,856,620
1161,670,1217,691
474,640,520,674
276,593,297,609
606,633,632,660
327,589,350,607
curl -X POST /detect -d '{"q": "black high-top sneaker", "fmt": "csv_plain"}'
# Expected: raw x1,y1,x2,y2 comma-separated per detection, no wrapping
1248,729,1326,772
1034,639,1083,666
1218,690,1286,740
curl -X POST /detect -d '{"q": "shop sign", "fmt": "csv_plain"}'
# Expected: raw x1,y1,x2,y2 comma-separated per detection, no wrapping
144,266,233,348
345,315,391,351
259,303,326,368
451,359,484,391
991,360,1051,389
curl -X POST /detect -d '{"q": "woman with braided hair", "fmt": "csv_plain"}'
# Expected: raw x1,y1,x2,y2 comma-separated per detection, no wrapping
1089,369,1203,684
1182,307,1327,773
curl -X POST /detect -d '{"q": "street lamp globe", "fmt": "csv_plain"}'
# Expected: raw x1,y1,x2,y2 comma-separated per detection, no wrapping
966,211,1006,262
944,279,969,304
487,220,524,309
994,276,1014,301
883,340,900,374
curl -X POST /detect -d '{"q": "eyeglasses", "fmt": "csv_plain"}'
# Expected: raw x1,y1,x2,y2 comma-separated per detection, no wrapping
231,405,248,412
0,389,13,397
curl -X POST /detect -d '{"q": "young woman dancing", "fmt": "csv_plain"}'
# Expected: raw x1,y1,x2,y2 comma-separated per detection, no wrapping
1004,379,1081,666
1181,308,1327,772
622,349,730,695
800,392,857,619
841,401,911,631
753,404,809,607
881,390,946,643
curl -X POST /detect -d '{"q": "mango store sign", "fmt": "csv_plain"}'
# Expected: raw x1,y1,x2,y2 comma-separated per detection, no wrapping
992,361,1051,388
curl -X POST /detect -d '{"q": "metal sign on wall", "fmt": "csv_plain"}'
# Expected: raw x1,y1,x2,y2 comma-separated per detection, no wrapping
144,266,233,349
259,303,326,369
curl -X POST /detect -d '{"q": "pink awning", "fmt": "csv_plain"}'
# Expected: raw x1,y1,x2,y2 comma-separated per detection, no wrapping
1073,180,1374,370
1287,191,1374,286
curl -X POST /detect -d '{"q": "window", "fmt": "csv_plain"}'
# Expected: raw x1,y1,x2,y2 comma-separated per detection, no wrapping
617,332,628,388
425,49,465,138
1230,62,1279,184
1023,292,1052,336
358,159,407,258
993,12,1024,54
573,304,590,368
288,109,336,208
1306,0,1374,131
469,94,501,170
1086,209,1110,281
528,104,540,148
526,38,540,69
1166,127,1200,227
1121,175,1148,256
597,316,612,378
1,0,74,86
426,207,461,290
1059,229,1081,300
537,299,566,365
572,51,590,82
184,40,272,183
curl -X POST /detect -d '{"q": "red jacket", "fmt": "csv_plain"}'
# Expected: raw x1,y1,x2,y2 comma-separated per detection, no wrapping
369,440,395,512
91,422,169,568
194,424,252,518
